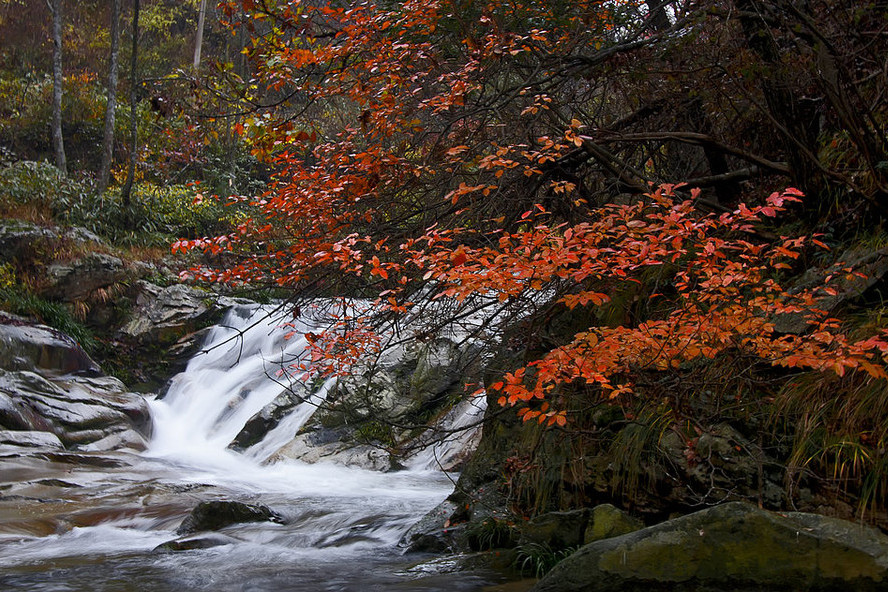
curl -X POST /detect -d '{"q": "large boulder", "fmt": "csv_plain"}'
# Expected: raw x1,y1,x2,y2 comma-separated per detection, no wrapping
271,431,394,471
0,219,107,270
532,502,888,592
228,391,303,451
583,503,644,544
0,219,59,264
520,509,590,551
0,312,100,376
121,282,220,345
0,311,151,452
0,370,150,450
45,252,128,302
268,337,483,470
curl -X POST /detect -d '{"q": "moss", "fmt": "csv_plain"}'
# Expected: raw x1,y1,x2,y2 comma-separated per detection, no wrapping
354,419,395,446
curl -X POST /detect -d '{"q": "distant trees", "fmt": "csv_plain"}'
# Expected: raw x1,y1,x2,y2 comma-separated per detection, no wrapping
193,0,207,71
0,0,229,188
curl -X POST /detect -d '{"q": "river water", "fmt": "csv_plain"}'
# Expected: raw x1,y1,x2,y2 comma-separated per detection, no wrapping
0,305,507,591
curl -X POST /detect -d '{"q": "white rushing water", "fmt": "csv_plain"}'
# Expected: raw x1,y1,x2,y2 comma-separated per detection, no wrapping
0,303,499,591
143,301,465,501
146,303,326,466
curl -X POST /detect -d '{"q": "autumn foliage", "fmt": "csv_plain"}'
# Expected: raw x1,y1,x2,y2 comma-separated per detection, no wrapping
174,0,888,428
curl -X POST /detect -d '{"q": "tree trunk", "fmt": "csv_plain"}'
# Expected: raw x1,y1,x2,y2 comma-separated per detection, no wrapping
47,0,66,175
193,0,207,71
121,0,140,208
98,0,122,194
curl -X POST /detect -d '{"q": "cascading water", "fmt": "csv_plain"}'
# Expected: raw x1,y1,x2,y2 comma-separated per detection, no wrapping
146,303,331,466
0,304,500,591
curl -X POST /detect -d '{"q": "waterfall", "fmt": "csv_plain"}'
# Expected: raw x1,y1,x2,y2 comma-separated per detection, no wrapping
147,301,486,474
406,390,487,471
146,303,329,466
0,302,498,591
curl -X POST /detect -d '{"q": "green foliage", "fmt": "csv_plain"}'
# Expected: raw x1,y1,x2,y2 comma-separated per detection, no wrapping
0,72,106,169
0,262,14,289
0,160,92,220
466,517,518,551
0,284,95,352
777,370,888,518
131,183,229,237
514,542,579,578
354,419,394,446
0,159,235,245
607,405,676,502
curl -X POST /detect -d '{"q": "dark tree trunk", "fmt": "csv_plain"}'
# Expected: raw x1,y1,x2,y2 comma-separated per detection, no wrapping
98,0,122,194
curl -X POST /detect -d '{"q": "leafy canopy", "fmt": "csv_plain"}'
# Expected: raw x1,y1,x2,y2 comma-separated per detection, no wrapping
175,0,888,423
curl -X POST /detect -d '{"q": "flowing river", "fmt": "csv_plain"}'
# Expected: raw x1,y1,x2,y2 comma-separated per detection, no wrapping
0,305,503,591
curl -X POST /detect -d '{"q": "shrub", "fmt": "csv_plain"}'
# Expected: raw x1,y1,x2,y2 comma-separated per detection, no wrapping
0,284,96,352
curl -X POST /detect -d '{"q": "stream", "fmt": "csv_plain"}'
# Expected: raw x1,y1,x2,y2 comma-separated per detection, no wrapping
0,305,505,591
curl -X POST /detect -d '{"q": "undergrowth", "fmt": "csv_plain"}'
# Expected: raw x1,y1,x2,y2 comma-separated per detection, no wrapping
0,161,238,247
514,542,579,578
0,283,96,352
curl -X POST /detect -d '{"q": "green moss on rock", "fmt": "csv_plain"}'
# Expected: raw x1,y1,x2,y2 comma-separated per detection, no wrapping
532,502,888,592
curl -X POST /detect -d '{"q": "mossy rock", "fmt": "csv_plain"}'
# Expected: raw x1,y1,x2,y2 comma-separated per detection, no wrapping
584,504,644,544
532,502,888,592
520,509,589,550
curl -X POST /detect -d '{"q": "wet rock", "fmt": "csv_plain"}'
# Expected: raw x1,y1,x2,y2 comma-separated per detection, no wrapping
271,336,483,471
0,390,53,431
154,532,242,552
0,370,151,450
34,478,80,487
45,253,128,302
401,499,469,553
334,337,470,425
0,312,100,376
121,282,233,345
270,434,394,471
0,430,63,448
229,391,303,451
38,451,127,468
531,502,888,592
75,428,147,452
176,500,285,535
54,374,152,435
